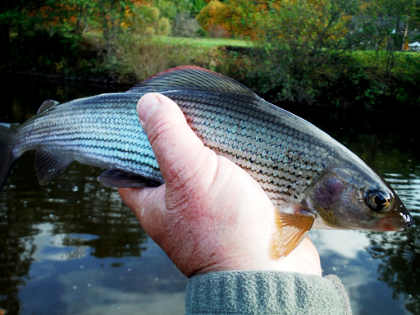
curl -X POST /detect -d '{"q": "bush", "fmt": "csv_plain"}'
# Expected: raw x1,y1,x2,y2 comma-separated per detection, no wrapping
218,47,420,110
104,33,227,82
172,13,201,37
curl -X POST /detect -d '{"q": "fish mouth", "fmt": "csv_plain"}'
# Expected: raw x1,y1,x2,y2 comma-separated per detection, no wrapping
377,208,414,231
397,200,414,228
400,211,414,228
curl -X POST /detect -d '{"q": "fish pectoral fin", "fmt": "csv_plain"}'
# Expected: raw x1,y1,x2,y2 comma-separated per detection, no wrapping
98,169,163,188
270,211,315,259
35,150,73,185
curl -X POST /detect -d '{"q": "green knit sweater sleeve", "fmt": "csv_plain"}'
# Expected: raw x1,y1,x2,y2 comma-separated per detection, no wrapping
185,271,351,315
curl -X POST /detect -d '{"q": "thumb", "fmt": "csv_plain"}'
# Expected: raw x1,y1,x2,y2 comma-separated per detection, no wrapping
119,185,167,241
137,93,207,185
119,92,208,239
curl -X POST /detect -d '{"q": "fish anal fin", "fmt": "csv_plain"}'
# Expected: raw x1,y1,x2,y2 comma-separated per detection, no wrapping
37,99,60,114
98,169,163,188
270,211,314,259
35,150,73,185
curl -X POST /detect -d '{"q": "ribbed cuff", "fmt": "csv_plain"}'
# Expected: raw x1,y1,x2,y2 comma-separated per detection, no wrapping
185,271,351,315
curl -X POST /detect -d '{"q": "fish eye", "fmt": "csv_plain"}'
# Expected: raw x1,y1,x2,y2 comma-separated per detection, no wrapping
365,189,393,213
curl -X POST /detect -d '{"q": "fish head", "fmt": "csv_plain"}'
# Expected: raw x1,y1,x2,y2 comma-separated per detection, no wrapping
305,166,414,231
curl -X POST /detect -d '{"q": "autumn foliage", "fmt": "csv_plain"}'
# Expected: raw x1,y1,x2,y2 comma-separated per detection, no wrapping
33,0,170,37
197,0,350,43
196,0,264,38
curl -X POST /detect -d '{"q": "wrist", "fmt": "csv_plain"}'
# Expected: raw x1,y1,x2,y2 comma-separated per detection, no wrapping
188,237,321,277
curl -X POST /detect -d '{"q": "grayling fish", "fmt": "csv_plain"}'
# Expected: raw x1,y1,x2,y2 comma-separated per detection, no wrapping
0,66,413,257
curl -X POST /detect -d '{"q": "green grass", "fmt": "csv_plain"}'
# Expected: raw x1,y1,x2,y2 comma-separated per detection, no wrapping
150,35,253,48
84,31,252,48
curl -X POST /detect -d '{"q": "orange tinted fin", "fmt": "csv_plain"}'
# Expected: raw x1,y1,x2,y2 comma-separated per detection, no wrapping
270,211,314,259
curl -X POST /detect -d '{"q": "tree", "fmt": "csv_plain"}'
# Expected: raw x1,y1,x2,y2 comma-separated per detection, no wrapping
154,0,207,19
196,0,351,41
196,0,235,37
198,0,352,104
346,0,419,50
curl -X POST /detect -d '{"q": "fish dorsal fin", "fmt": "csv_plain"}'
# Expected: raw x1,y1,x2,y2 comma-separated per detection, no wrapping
37,99,60,114
270,211,314,258
127,66,256,97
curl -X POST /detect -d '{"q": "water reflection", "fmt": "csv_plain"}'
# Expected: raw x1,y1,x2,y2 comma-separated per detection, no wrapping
0,74,419,314
310,229,408,315
386,171,420,211
0,154,187,315
367,217,420,314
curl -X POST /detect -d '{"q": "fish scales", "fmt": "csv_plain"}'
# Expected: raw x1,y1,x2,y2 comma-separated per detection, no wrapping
185,92,325,203
174,93,328,204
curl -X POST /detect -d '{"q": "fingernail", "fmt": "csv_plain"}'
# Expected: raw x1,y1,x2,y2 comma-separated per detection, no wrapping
137,93,160,125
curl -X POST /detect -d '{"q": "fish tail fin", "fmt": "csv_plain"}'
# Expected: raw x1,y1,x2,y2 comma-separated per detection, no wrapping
0,125,17,190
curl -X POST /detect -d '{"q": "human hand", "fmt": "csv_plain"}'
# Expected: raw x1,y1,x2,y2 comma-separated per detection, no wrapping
119,93,322,277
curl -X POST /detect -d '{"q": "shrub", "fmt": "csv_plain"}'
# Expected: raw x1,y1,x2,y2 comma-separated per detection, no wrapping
172,13,201,37
104,33,227,82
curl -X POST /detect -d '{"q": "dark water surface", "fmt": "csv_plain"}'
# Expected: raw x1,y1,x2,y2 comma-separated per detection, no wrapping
0,75,419,315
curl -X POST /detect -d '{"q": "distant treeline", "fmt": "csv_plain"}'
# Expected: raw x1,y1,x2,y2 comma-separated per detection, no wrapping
1,0,419,109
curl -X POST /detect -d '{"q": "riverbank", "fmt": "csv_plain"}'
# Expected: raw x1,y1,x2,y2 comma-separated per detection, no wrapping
2,31,419,111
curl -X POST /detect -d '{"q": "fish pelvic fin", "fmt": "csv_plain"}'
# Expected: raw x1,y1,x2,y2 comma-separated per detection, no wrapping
98,169,163,188
270,211,314,259
0,125,17,190
35,150,73,185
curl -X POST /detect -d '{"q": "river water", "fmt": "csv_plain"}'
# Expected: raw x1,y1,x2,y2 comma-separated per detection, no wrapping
0,75,419,315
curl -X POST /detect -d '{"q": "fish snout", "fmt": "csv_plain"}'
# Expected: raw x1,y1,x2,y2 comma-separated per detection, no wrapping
401,211,414,228
377,205,414,231
397,201,414,228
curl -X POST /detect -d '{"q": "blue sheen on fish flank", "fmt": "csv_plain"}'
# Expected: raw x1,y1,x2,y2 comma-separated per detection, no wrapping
14,93,163,183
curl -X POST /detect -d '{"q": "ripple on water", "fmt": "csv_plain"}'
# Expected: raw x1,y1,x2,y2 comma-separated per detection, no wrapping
385,172,420,215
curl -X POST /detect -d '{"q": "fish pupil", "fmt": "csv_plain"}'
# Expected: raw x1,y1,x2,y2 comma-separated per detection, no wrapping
366,190,392,212
375,195,386,206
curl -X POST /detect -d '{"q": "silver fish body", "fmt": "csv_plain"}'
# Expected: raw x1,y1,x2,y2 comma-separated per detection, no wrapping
14,93,162,184
0,67,413,234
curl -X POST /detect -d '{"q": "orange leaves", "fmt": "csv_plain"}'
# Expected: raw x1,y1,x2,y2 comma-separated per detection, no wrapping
196,0,233,37
197,0,350,45
197,0,266,39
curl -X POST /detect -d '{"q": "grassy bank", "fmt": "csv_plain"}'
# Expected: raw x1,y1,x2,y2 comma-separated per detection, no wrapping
4,30,419,110
151,35,253,48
